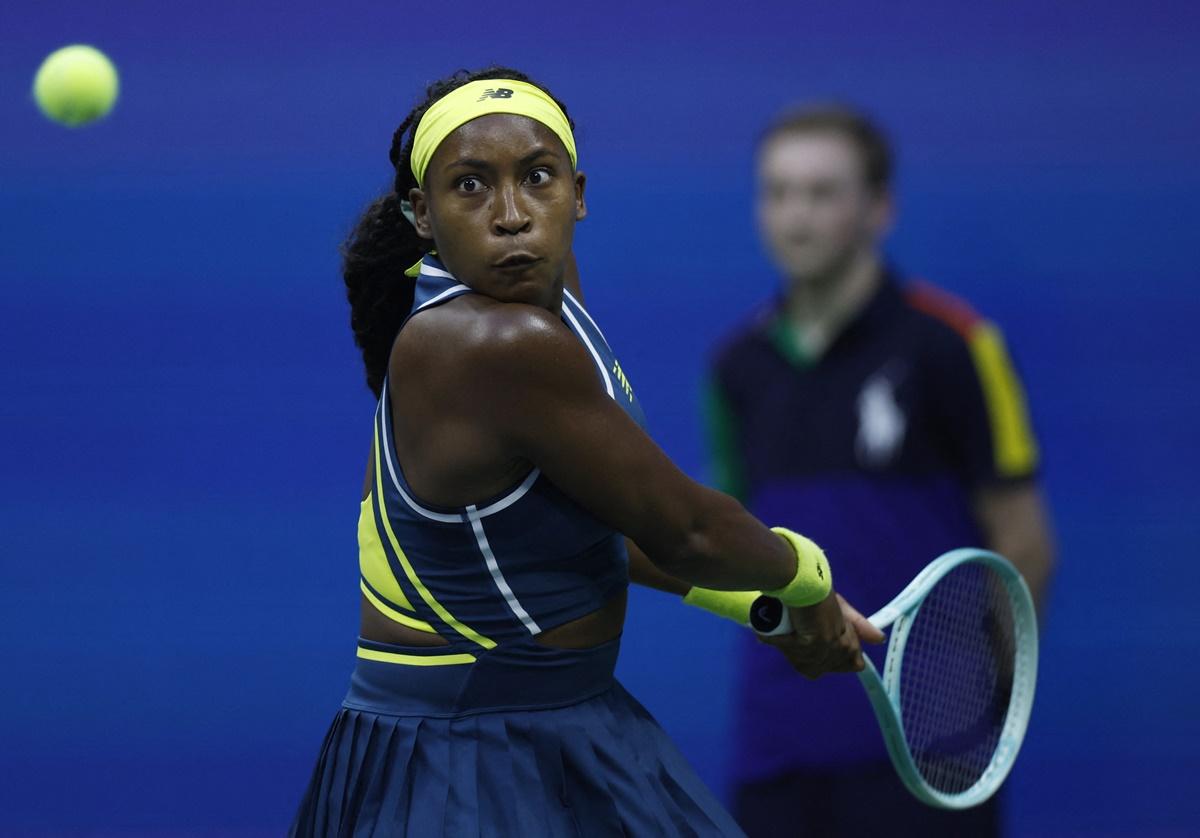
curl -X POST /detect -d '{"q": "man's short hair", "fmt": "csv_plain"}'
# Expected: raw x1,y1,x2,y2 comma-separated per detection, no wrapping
758,104,893,192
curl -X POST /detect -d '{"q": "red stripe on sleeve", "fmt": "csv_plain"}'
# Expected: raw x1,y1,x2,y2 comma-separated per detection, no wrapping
904,280,983,339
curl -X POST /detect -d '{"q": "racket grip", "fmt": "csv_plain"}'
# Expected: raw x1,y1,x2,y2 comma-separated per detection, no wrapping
749,595,792,637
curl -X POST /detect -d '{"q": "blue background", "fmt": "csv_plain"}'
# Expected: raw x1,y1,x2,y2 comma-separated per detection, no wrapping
2,1,1197,834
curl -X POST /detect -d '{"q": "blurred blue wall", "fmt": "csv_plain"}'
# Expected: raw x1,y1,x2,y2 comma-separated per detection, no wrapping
2,1,1197,834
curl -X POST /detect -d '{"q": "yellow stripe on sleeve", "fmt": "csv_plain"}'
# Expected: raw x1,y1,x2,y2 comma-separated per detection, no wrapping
373,429,498,650
967,322,1040,477
356,646,476,666
360,579,437,633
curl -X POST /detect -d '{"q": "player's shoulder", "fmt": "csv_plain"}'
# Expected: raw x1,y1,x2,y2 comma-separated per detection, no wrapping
401,294,592,387
407,293,563,347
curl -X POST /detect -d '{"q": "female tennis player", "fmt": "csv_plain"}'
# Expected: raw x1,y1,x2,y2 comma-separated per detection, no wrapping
291,67,882,837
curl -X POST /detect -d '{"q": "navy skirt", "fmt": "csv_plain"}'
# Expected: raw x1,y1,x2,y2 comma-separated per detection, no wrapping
291,636,744,837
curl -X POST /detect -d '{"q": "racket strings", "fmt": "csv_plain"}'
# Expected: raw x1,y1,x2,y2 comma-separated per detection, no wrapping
898,563,1016,795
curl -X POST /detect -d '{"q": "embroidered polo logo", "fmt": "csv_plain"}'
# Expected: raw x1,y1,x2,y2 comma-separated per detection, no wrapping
476,88,514,101
856,362,908,468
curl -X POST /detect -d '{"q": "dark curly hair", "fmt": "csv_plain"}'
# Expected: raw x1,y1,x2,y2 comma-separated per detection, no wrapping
342,67,576,397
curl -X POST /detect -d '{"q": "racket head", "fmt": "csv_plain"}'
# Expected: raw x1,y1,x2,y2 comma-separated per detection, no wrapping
858,548,1038,809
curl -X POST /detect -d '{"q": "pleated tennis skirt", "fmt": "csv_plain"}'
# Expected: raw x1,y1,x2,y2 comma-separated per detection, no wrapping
290,636,744,837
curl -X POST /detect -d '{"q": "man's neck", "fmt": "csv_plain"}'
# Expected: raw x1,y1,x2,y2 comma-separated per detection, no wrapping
783,250,883,360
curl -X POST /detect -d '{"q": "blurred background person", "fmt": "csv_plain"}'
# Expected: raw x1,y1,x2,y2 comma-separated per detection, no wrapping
704,104,1056,837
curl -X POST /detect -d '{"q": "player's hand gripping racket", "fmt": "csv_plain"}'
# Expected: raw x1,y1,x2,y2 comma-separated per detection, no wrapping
750,548,1038,809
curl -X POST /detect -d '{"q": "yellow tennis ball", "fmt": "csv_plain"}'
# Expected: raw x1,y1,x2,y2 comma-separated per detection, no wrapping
33,45,119,127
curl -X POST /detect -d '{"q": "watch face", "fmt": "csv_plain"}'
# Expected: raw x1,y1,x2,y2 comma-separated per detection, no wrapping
750,595,784,633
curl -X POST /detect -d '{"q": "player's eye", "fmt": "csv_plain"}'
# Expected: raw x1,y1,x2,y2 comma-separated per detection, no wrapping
763,183,788,203
525,167,553,186
457,176,485,194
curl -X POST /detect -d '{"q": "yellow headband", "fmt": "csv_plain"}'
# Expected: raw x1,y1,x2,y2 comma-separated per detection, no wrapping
409,79,577,187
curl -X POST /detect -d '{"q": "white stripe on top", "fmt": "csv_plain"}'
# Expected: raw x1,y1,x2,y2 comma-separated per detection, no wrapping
419,264,457,280
560,305,615,399
475,468,541,517
379,381,541,521
378,381,463,524
562,289,608,342
414,283,472,313
466,505,541,635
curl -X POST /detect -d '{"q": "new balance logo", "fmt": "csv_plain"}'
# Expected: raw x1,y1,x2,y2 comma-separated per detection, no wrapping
611,360,635,403
477,88,514,101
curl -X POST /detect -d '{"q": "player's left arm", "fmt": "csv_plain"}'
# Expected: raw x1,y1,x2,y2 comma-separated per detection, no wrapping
624,369,743,597
934,313,1056,616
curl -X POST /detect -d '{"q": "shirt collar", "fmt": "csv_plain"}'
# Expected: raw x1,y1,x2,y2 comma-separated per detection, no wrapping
761,265,905,368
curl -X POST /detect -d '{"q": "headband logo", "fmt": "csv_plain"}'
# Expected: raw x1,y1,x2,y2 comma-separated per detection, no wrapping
476,87,514,101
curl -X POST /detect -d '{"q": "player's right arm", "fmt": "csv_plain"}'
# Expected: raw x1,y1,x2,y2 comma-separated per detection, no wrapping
461,303,867,674
466,302,791,590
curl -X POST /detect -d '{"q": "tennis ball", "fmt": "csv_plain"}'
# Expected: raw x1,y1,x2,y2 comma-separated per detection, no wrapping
33,45,119,127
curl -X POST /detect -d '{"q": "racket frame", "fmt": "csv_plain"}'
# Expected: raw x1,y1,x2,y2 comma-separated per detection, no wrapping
858,547,1038,809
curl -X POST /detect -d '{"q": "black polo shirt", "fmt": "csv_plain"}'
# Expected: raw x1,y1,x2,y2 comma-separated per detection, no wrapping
706,271,1039,780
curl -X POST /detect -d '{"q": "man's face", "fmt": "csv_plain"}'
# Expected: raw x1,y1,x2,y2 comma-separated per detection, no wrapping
756,130,890,286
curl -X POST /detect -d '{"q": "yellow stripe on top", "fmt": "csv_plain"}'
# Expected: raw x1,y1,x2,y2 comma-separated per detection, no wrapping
360,579,436,633
372,424,498,650
359,493,417,611
967,322,1040,477
356,646,476,666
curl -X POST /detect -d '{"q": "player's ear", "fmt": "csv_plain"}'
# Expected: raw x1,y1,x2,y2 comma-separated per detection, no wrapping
408,187,434,240
867,187,894,239
574,171,588,222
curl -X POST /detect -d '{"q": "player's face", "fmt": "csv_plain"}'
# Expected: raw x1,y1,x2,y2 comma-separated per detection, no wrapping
756,131,890,286
410,114,587,310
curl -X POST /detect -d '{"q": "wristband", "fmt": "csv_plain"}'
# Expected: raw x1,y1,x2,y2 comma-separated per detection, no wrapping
682,587,758,626
763,527,832,607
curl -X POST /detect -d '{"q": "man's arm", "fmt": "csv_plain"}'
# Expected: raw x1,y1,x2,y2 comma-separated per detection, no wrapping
917,291,1054,615
973,482,1055,617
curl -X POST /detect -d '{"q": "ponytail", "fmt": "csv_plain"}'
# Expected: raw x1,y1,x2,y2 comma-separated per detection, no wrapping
342,190,424,398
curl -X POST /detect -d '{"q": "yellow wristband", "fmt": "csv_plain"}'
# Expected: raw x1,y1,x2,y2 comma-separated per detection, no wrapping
682,587,758,626
763,527,832,607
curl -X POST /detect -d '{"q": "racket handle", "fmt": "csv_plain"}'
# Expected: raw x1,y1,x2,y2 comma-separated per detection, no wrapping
749,595,792,636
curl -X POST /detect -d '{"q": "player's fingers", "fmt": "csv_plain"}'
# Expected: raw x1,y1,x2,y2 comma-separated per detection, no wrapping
755,634,819,668
853,614,886,645
834,655,865,674
759,634,834,676
838,594,886,645
833,642,862,673
793,630,819,648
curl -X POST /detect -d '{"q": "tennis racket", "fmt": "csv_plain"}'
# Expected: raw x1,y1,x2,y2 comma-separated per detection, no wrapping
750,548,1038,809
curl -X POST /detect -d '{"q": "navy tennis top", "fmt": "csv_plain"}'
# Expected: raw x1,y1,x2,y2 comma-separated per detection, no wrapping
356,255,645,656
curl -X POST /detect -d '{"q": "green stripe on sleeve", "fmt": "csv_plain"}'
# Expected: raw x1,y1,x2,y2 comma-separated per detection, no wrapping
701,374,749,503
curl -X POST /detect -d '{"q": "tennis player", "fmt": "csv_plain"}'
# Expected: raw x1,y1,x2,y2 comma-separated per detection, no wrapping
290,68,882,836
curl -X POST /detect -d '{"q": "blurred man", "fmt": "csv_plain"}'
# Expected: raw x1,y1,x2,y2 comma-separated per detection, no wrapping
706,105,1055,837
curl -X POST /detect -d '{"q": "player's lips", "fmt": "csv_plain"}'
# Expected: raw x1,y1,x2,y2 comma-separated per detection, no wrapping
492,252,542,269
